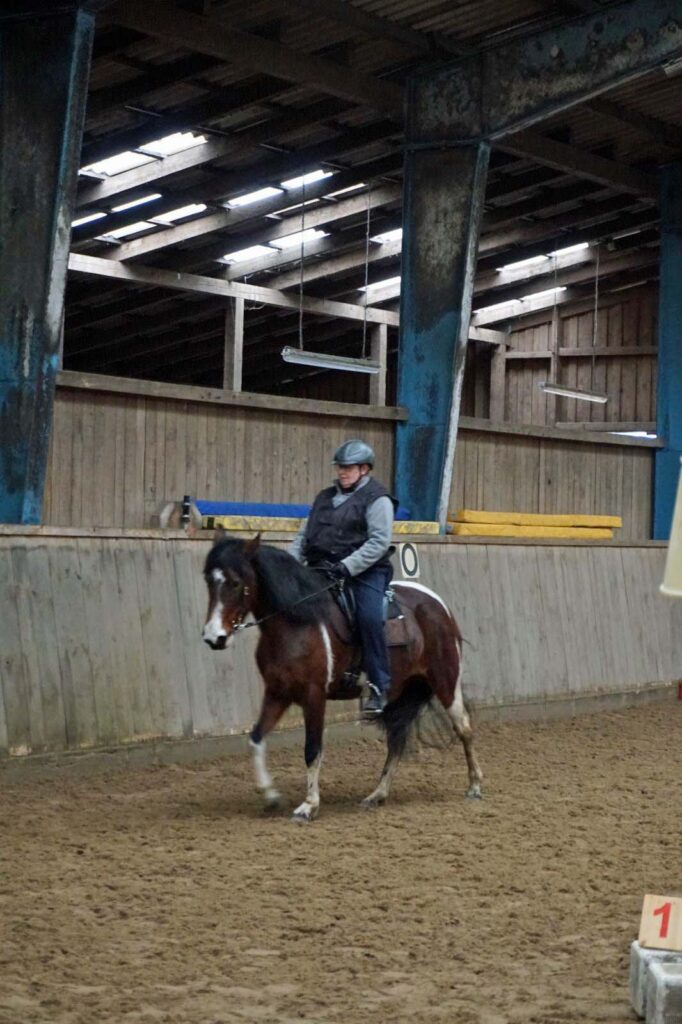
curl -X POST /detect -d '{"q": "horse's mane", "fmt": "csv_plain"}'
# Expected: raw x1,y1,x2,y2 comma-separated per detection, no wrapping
205,539,331,625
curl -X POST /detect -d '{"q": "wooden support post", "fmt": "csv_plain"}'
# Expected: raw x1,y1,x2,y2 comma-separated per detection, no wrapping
369,323,387,406
489,343,507,421
223,297,244,393
546,305,560,426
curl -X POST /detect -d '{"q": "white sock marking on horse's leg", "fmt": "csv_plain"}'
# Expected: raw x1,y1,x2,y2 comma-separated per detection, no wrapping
319,624,334,691
362,751,400,807
393,580,452,617
249,738,280,807
445,642,483,797
293,753,322,821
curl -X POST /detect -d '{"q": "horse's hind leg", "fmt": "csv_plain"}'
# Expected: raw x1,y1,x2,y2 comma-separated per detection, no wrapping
292,687,325,823
250,695,290,809
438,656,483,799
361,744,400,809
361,677,428,809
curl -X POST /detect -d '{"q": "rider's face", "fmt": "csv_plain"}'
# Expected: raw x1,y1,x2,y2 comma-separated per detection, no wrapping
336,463,368,488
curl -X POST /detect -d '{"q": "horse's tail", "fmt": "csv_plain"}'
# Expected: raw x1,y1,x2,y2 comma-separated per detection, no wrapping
377,677,433,757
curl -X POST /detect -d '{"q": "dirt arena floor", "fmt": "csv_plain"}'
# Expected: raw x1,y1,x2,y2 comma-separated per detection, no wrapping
1,701,681,1024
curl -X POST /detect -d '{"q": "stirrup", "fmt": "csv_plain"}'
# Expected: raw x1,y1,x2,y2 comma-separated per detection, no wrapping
362,683,387,717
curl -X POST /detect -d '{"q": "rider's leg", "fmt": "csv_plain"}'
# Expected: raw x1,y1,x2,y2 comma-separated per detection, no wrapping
353,564,392,714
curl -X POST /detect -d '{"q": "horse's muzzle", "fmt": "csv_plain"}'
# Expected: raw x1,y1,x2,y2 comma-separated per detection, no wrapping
203,634,227,651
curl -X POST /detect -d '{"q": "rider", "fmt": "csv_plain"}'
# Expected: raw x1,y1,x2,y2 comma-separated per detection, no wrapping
289,439,397,716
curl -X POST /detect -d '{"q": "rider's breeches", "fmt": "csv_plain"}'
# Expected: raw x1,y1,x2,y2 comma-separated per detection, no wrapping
351,564,392,693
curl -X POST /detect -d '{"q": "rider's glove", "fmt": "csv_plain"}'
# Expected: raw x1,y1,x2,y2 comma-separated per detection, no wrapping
327,561,351,581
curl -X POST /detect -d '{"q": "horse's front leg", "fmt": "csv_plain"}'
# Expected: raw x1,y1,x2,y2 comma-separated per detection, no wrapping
292,685,326,823
250,695,290,810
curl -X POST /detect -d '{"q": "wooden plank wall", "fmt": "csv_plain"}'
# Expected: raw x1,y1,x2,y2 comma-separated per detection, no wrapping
505,285,658,426
1,533,680,761
450,429,653,540
43,387,395,528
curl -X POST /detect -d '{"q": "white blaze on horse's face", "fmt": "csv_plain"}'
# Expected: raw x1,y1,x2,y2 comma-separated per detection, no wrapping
202,568,233,649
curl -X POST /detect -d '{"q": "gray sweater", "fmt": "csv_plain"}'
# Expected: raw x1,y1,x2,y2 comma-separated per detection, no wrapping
288,475,394,576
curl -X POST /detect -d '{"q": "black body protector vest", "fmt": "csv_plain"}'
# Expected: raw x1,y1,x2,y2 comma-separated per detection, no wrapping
303,478,398,569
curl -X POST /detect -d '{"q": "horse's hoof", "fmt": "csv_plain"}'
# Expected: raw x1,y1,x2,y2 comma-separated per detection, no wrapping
263,790,282,810
465,785,483,800
360,795,384,810
291,802,318,823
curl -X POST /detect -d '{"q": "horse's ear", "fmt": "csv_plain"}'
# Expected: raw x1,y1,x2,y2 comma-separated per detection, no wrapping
244,532,261,556
213,525,226,544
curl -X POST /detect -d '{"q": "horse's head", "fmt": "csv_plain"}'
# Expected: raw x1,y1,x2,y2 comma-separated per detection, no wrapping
202,532,260,650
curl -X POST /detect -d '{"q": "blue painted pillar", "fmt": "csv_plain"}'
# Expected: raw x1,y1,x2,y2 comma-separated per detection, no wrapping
0,5,95,523
396,73,489,525
654,163,682,540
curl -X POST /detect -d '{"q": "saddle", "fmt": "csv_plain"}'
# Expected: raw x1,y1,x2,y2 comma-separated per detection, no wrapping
332,584,409,648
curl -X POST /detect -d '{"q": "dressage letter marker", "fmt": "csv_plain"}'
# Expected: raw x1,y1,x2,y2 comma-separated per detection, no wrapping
639,895,682,952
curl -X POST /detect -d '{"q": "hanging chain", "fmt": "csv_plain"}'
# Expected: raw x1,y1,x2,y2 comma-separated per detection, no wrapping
361,184,371,359
298,179,305,349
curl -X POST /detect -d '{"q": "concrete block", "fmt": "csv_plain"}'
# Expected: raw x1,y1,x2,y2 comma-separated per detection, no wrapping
630,941,682,1018
646,962,682,1024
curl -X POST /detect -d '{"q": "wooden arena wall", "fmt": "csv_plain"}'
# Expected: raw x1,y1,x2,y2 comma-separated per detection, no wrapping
43,374,656,540
1,531,680,765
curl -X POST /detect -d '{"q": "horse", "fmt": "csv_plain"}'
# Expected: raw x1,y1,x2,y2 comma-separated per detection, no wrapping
201,533,483,822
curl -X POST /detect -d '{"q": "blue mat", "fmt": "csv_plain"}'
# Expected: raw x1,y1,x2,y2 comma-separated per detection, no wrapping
196,500,411,521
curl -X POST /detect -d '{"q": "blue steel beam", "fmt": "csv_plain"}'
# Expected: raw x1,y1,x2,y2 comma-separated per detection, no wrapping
412,0,682,142
397,0,682,526
0,5,96,523
654,163,682,540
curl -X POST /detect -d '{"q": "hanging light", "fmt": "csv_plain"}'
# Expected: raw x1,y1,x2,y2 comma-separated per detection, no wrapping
538,381,608,403
661,457,682,597
281,346,380,374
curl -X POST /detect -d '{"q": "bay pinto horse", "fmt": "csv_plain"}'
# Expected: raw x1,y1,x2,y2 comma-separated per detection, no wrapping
202,533,483,822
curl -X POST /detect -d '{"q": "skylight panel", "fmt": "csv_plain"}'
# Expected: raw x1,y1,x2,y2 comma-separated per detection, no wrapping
227,186,283,208
520,286,567,302
138,131,207,158
361,275,401,292
72,211,107,228
548,242,589,257
281,169,333,189
371,227,402,244
111,193,162,213
152,203,207,224
219,244,274,264
325,182,365,198
497,255,548,272
269,228,327,250
98,220,157,240
81,151,156,177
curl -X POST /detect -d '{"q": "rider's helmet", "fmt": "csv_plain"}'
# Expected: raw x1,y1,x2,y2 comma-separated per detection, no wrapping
332,439,375,468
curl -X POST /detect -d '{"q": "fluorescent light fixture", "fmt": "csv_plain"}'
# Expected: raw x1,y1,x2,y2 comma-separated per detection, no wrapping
220,244,273,263
152,202,207,223
80,151,156,176
138,131,206,158
371,227,403,244
270,228,327,249
270,198,320,216
520,286,566,301
97,220,157,240
548,242,589,257
72,211,107,227
497,254,548,272
228,186,283,207
538,381,608,404
281,346,380,374
360,274,401,292
111,193,162,212
281,169,333,189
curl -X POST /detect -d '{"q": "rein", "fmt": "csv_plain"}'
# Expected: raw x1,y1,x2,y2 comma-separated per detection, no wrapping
234,580,340,632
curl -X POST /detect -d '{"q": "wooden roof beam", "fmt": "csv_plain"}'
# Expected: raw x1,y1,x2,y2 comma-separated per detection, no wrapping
585,96,682,151
106,0,403,117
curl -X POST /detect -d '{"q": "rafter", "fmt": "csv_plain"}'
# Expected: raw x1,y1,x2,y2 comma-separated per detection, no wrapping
584,96,682,150
107,0,404,116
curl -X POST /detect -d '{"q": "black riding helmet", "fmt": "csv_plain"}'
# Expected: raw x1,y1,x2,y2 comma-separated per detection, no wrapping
332,439,375,467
